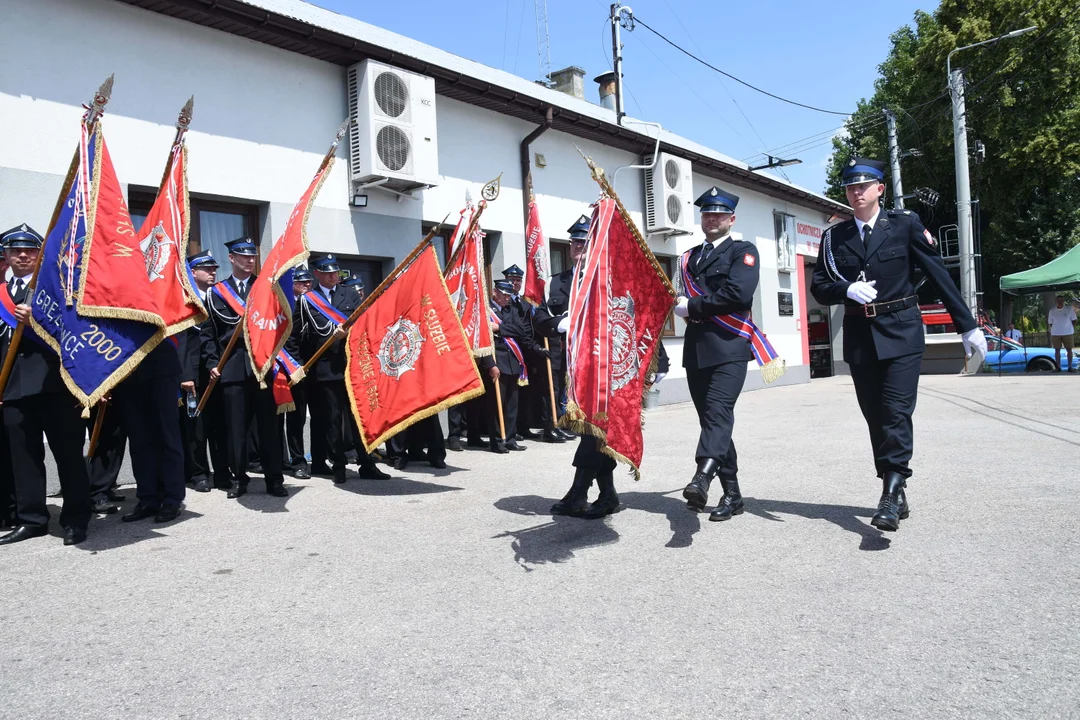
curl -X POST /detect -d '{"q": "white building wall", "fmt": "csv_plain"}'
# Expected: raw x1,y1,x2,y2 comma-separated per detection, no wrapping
0,0,841,401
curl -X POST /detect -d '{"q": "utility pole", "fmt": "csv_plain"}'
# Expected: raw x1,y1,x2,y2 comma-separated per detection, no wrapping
884,109,904,210
610,3,628,126
949,67,976,317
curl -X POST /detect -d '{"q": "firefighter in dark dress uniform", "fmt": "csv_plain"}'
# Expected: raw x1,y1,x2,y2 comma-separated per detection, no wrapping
0,224,92,546
675,188,760,522
480,280,530,454
811,156,986,531
281,265,313,480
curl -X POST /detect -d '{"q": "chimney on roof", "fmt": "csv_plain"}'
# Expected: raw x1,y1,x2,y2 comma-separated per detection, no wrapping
594,71,617,112
549,66,586,101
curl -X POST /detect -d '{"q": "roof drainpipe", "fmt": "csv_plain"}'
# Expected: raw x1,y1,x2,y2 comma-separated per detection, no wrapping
520,106,555,233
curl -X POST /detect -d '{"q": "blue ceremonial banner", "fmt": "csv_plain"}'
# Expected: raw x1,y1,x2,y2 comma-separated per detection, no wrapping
28,122,163,411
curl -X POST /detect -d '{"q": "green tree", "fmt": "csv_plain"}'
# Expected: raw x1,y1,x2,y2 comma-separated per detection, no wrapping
825,0,1080,311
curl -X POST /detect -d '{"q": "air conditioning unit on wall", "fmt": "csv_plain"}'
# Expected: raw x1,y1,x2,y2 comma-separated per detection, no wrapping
347,59,439,191
644,152,692,234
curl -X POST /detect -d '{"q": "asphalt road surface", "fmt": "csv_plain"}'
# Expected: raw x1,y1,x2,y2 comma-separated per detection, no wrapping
2,373,1077,719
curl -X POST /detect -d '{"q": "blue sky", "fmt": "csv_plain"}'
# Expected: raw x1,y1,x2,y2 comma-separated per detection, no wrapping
314,0,936,193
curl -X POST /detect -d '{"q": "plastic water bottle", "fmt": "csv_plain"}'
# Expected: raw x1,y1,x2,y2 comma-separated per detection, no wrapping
186,389,198,418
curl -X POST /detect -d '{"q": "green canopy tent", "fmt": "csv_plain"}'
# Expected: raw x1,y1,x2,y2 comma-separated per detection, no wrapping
1000,244,1080,295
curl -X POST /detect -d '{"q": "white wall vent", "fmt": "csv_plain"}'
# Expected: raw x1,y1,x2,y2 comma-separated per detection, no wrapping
347,59,439,190
644,152,692,234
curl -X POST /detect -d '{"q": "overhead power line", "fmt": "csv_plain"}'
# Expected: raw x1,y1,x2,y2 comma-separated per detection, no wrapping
632,15,853,116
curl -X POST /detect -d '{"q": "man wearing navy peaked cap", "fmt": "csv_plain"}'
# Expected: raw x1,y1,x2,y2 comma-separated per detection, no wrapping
674,186,760,523
811,155,985,532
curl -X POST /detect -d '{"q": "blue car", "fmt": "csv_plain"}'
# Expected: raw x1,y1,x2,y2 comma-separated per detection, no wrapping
985,333,1080,373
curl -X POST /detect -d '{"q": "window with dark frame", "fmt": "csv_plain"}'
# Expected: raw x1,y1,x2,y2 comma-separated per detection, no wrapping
655,255,677,337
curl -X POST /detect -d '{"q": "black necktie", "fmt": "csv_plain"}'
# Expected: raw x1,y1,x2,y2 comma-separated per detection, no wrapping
698,242,713,269
13,278,25,297
328,286,335,303
862,224,872,246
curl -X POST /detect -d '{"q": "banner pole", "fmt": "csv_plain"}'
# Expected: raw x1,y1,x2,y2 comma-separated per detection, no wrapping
86,400,108,459
494,375,507,441
195,324,242,416
0,76,113,399
543,338,558,426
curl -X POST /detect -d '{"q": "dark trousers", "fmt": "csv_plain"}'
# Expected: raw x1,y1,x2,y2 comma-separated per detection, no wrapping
448,398,486,442
88,403,125,503
523,361,556,432
181,386,230,486
0,424,15,525
849,350,922,479
573,434,616,473
283,381,308,469
482,373,519,444
686,361,746,476
2,393,91,530
222,380,284,486
389,416,447,463
310,379,367,473
114,372,186,508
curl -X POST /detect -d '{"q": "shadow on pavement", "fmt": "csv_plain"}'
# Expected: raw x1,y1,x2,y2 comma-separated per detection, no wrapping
335,476,462,497
235,484,307,514
617,490,703,549
72,508,207,552
743,497,891,551
493,494,620,571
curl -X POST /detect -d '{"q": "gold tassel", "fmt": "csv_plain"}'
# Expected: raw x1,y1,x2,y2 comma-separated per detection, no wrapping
760,357,787,385
276,402,295,415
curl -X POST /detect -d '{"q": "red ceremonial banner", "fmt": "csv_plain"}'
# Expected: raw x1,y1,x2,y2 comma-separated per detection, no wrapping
443,223,494,357
564,197,675,478
523,200,549,306
346,245,483,452
78,130,168,330
132,143,204,336
244,157,333,383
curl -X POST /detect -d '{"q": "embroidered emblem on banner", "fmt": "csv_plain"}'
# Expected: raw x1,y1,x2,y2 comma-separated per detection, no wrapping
743,254,755,266
377,317,425,379
140,222,175,283
609,293,639,392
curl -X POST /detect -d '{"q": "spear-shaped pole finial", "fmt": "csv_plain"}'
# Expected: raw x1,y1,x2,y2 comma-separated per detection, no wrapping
326,117,350,159
177,96,194,132
86,74,115,127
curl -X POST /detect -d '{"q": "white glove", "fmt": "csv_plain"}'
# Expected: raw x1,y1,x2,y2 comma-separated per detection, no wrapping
962,327,987,359
846,280,878,305
673,297,689,318
652,372,666,385
556,315,570,334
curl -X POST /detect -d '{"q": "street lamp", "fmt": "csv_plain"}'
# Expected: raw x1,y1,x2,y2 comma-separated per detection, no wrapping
748,155,802,171
947,25,1036,317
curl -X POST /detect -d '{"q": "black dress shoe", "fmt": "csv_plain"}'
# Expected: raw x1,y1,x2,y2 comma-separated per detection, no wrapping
227,485,248,499
709,475,745,522
121,503,161,522
92,498,118,514
584,474,621,519
556,428,576,441
447,437,463,452
333,471,348,485
214,477,234,490
357,464,391,480
0,525,49,545
310,464,334,478
871,472,906,532
898,486,910,520
107,489,126,502
193,478,213,493
266,484,289,497
63,526,87,546
520,429,541,440
542,430,566,444
551,468,594,516
292,464,311,480
154,505,182,522
683,458,721,512
505,441,527,452
393,456,409,471
467,438,487,448
247,463,263,475
490,443,509,454
430,458,447,469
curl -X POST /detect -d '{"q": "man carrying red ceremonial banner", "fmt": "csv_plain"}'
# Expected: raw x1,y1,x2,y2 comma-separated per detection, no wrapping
346,244,483,453
522,200,549,307
560,154,676,519
443,222,494,358
244,120,347,387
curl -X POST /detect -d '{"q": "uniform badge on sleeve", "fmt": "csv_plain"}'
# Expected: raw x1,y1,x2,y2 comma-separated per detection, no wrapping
743,254,755,266
923,229,935,246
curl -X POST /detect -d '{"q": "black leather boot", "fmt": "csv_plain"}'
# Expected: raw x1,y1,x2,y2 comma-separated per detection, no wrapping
871,471,906,532
550,467,594,517
683,458,720,512
584,471,621,519
709,474,745,522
